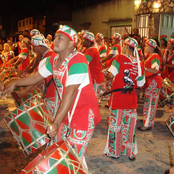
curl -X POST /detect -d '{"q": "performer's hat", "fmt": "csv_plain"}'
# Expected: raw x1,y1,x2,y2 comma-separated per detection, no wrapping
171,32,174,38
30,29,40,37
47,34,52,40
160,35,167,41
145,39,157,48
96,33,104,41
55,25,78,46
112,33,121,41
19,35,24,40
83,31,95,43
4,43,9,49
125,38,138,48
168,38,174,45
31,34,49,48
121,34,129,41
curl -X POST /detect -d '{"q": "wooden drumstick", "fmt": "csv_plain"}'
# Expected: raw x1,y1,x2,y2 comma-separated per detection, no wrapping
44,125,53,158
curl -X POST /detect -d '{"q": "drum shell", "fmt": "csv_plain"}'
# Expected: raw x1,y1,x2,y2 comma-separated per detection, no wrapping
4,97,52,155
166,115,174,136
20,140,89,174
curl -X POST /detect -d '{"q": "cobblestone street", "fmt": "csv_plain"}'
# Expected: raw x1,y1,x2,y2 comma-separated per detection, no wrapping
0,95,173,174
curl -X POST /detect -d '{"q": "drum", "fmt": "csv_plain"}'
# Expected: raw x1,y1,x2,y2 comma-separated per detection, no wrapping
158,78,174,107
11,87,43,107
20,140,89,174
20,88,43,104
166,115,174,136
4,97,53,155
0,68,20,85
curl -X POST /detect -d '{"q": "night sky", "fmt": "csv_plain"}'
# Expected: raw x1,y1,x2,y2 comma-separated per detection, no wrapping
0,0,113,17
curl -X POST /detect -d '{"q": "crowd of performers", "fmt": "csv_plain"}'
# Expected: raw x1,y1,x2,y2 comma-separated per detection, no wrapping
0,25,174,169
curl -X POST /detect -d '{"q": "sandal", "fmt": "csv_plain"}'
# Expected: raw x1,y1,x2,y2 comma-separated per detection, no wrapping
137,126,152,131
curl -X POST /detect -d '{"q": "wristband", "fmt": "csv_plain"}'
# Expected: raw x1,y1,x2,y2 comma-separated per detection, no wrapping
145,67,147,71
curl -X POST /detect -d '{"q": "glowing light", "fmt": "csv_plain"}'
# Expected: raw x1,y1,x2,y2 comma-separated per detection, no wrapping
134,0,141,5
153,1,161,8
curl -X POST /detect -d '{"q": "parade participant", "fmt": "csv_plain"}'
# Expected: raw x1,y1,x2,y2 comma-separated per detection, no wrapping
95,33,107,59
82,31,104,105
7,40,14,51
78,30,87,54
1,43,15,68
132,28,141,44
13,35,24,56
160,35,168,55
101,33,121,68
104,38,145,160
16,34,59,119
46,34,54,49
152,34,160,47
30,29,40,37
13,38,30,71
137,39,163,131
162,38,174,113
3,25,101,167
100,33,122,103
23,28,31,39
104,37,109,54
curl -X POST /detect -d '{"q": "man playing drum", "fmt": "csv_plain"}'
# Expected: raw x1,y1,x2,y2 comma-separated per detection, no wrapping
3,25,101,168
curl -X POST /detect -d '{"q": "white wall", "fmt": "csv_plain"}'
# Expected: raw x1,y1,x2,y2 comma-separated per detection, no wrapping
72,0,134,38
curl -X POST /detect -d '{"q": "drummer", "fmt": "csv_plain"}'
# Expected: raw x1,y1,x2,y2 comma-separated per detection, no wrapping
15,34,60,120
103,38,145,160
137,39,164,131
3,25,101,168
162,38,174,113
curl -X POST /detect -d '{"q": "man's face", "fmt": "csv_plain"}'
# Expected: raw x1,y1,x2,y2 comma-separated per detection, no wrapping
53,33,70,53
95,37,101,44
82,38,89,47
167,42,173,50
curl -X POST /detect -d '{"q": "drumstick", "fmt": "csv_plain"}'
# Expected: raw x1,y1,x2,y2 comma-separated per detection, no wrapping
44,125,53,158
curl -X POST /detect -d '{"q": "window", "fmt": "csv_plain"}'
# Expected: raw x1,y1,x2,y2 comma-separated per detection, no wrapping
171,17,173,28
166,16,169,27
161,15,164,27
111,26,132,37
23,21,25,27
137,14,149,38
26,20,28,25
19,21,21,27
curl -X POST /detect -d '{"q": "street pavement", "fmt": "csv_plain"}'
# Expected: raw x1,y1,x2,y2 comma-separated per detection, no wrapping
0,95,173,174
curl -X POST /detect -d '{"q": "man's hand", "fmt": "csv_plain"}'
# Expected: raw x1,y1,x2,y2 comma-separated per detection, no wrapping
3,81,16,96
46,123,58,138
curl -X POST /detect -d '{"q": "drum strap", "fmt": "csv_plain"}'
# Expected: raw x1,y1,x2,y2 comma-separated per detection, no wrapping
43,77,54,97
102,88,133,96
66,88,82,138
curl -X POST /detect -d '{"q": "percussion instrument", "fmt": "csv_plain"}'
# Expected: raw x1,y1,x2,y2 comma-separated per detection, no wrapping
158,78,174,107
4,97,52,155
11,87,43,107
166,115,174,136
20,140,89,174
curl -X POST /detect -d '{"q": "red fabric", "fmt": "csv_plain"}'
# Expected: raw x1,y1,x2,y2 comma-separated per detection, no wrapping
53,52,101,130
85,47,104,84
144,53,162,88
18,48,29,71
105,44,121,68
110,54,144,109
163,51,174,81
17,42,22,54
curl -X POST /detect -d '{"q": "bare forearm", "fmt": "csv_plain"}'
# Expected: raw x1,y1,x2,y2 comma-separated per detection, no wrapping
101,54,113,63
166,64,174,69
53,85,79,127
145,67,158,74
15,72,44,87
